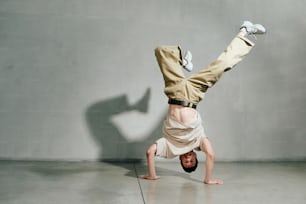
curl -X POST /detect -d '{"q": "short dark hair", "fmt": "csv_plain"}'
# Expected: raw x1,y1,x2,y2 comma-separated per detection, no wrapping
180,158,198,173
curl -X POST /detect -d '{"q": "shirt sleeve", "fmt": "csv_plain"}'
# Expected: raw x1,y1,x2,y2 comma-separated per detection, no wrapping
155,138,167,158
194,136,208,151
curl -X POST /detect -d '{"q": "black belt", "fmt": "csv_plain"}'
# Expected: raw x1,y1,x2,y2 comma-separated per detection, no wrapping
168,98,197,109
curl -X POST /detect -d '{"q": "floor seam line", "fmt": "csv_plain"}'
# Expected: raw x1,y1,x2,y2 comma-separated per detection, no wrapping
134,163,146,204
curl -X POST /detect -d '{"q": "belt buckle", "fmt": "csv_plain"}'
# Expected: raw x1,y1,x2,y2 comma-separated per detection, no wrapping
182,101,193,108
181,101,188,107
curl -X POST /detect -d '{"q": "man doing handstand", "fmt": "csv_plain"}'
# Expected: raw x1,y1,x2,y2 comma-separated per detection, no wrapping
142,21,266,184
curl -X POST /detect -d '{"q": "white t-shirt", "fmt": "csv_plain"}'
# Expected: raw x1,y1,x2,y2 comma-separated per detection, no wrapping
155,112,207,158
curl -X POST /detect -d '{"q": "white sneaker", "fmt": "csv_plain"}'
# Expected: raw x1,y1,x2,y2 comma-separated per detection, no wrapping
240,21,266,35
182,50,193,72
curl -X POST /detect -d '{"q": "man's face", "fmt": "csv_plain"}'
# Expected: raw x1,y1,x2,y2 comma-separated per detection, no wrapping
180,151,197,168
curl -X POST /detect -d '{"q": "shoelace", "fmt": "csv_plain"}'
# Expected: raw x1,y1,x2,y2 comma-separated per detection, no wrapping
241,26,258,40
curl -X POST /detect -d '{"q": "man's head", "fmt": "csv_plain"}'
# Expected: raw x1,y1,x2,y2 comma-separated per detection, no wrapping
179,151,198,173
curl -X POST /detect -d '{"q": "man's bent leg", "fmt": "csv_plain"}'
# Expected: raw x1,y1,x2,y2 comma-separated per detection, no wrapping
155,46,185,88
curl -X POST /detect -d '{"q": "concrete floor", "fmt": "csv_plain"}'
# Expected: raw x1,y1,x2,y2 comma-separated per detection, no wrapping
0,161,305,204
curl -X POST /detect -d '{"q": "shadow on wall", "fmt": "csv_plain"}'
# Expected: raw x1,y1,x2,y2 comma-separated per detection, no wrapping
84,88,198,181
85,88,163,161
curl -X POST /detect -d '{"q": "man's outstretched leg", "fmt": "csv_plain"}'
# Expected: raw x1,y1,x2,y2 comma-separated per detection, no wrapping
186,21,266,102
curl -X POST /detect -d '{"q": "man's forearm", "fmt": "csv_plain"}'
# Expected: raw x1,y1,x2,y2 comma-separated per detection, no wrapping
204,154,223,184
204,154,214,183
146,152,157,177
142,144,160,180
200,138,223,184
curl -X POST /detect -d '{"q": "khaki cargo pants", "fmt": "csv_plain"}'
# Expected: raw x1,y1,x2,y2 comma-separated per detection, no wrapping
155,36,254,104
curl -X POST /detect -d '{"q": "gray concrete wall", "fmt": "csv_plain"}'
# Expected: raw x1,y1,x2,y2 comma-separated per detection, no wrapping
0,0,305,161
